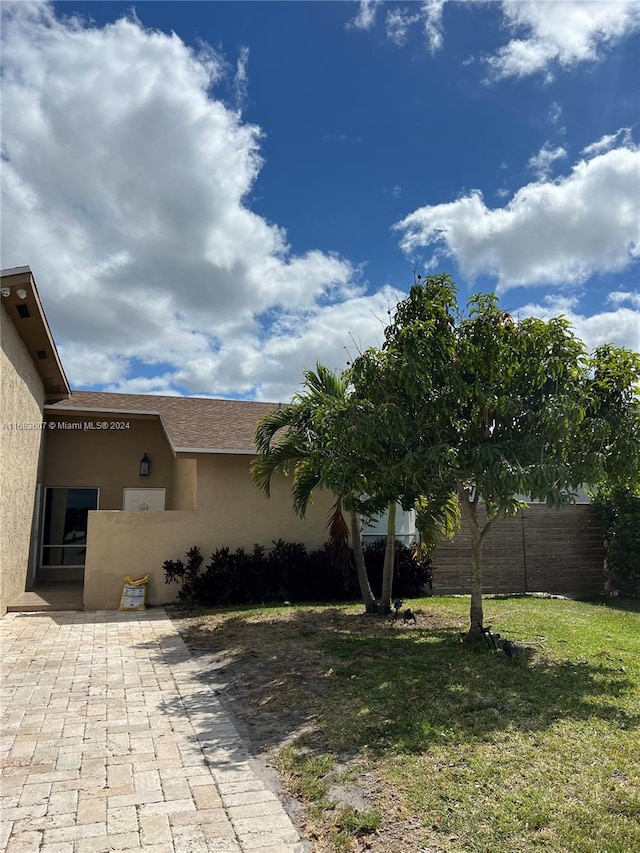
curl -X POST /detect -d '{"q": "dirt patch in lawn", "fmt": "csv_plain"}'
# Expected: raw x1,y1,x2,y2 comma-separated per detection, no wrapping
170,604,455,853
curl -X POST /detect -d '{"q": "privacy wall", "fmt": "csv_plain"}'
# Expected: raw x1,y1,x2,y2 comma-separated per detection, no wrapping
432,504,605,597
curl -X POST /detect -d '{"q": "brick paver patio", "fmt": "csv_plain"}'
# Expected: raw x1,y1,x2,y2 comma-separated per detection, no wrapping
0,609,307,853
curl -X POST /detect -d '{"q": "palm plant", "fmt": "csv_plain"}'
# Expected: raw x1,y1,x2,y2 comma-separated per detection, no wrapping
414,491,461,559
251,364,379,612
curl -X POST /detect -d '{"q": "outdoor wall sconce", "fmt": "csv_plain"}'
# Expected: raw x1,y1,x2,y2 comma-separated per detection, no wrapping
139,453,150,476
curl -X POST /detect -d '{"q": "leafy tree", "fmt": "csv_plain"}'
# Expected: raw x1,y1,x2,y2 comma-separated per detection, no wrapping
251,365,379,612
341,276,462,612
356,275,640,639
587,346,640,597
593,485,640,597
252,363,458,614
314,383,414,613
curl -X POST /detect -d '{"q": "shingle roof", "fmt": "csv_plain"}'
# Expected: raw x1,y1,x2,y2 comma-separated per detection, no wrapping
45,391,278,453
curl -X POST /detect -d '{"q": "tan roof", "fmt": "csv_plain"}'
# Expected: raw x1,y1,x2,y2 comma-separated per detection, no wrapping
45,391,278,453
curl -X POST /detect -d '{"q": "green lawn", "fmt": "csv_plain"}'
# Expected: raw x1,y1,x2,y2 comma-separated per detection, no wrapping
174,596,640,853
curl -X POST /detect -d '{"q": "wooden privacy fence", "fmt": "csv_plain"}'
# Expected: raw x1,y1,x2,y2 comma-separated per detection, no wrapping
431,504,605,597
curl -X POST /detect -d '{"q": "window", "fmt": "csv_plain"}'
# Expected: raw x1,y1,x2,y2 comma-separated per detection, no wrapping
41,487,99,567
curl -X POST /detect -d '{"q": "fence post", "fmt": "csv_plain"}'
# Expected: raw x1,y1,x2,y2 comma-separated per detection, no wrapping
521,508,528,593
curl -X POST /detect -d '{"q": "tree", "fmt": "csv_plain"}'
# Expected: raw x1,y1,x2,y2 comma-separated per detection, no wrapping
355,275,640,639
251,364,379,613
586,344,640,598
309,356,439,613
342,275,462,613
252,362,458,614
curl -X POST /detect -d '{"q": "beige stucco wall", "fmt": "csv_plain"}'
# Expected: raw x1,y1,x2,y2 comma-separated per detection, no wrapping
84,453,335,609
0,302,45,614
43,414,175,509
172,457,197,511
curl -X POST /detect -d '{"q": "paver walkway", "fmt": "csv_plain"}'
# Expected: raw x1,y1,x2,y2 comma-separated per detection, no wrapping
0,609,307,853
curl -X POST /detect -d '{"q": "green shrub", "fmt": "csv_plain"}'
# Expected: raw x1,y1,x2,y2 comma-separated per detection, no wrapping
593,487,640,597
162,546,203,605
163,538,430,606
362,538,434,598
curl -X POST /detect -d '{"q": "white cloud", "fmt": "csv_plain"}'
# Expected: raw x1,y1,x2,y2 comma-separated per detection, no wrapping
352,1,640,81
0,2,357,397
548,101,563,126
515,294,640,353
422,0,447,52
385,9,419,47
395,141,640,291
159,287,401,402
103,375,186,397
608,290,640,308
233,46,250,111
487,0,640,80
56,345,130,387
349,0,382,31
350,0,447,50
582,127,633,157
527,142,567,180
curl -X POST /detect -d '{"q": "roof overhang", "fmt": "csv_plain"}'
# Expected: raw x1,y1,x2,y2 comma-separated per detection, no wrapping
1,266,71,401
42,402,258,456
43,403,177,454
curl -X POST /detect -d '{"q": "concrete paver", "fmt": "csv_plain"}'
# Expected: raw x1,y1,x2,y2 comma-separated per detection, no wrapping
0,610,308,852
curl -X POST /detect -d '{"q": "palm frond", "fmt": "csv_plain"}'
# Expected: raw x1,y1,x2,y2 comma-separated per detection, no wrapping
250,434,303,496
250,455,286,498
326,497,349,546
301,363,347,401
415,491,461,555
292,456,323,517
254,405,299,455
252,362,347,513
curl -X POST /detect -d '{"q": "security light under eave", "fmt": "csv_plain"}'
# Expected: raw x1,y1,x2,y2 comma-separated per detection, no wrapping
0,287,28,299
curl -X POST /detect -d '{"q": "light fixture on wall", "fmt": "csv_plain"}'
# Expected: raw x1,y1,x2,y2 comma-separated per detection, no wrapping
139,453,150,477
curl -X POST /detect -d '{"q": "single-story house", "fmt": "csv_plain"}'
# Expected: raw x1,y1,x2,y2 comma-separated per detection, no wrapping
1,265,605,614
0,266,333,613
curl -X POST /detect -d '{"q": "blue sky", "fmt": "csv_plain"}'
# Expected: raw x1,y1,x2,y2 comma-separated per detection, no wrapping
2,1,639,401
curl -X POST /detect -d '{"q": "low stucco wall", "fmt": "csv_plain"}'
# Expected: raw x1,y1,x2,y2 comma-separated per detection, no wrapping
84,454,335,609
0,302,45,614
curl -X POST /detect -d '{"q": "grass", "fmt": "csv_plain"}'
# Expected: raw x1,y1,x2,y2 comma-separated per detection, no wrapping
173,596,640,852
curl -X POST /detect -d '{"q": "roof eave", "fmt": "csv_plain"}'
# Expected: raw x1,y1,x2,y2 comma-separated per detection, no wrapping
1,266,71,400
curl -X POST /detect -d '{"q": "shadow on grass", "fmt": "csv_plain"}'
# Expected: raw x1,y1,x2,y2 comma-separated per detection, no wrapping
146,605,639,763
592,596,640,614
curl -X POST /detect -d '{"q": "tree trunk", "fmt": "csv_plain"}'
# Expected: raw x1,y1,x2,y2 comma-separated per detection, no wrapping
379,502,396,615
468,524,485,641
457,483,485,642
349,509,378,613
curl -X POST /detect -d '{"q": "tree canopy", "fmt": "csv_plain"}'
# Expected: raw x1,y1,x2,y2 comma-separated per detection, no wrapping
348,274,640,636
252,274,640,636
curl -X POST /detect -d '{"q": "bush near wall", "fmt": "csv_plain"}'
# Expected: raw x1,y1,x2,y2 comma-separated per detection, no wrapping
593,487,640,598
163,539,432,606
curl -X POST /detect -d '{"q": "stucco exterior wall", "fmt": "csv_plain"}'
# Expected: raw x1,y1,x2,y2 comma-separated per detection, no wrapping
43,414,175,509
84,454,335,609
172,457,197,511
0,302,45,614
